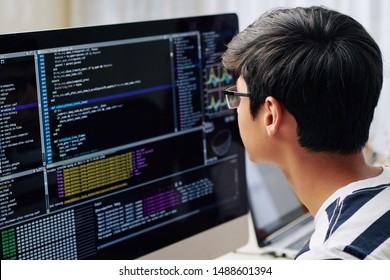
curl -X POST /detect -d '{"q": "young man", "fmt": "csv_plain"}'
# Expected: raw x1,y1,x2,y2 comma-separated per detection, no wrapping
222,6,390,259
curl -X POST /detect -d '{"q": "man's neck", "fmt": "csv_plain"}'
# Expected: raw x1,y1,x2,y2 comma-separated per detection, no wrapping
278,150,382,216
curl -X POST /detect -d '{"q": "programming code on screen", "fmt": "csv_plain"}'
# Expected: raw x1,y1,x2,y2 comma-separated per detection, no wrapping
0,15,246,259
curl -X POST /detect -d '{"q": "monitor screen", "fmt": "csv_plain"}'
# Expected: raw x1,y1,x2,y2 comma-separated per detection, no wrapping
0,14,248,260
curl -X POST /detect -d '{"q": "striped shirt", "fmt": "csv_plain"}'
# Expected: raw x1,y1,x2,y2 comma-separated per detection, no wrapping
295,166,390,260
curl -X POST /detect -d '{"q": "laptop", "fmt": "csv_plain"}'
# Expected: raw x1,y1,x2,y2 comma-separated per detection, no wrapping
245,158,315,259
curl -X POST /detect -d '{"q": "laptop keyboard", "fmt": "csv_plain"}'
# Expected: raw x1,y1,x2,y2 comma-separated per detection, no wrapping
271,216,312,243
286,231,312,250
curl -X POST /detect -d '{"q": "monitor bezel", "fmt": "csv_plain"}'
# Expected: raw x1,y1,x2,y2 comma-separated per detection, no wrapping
0,13,249,260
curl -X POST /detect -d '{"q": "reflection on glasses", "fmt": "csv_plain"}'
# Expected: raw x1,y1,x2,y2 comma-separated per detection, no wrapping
223,85,250,109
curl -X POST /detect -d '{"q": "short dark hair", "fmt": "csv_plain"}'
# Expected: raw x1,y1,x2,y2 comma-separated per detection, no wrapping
222,6,383,154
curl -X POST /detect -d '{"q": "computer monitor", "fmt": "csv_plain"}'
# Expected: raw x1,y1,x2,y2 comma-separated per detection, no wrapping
0,14,248,260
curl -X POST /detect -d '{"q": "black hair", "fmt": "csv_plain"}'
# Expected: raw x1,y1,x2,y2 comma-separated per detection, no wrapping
222,6,383,154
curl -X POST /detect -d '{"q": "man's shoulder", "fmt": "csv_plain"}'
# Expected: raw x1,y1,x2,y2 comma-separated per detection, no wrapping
296,205,390,260
296,174,390,260
325,166,390,217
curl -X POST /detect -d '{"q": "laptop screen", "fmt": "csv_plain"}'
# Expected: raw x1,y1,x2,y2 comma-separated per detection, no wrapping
246,159,307,246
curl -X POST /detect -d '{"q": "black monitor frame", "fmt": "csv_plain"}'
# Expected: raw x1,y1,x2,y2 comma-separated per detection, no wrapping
0,14,248,260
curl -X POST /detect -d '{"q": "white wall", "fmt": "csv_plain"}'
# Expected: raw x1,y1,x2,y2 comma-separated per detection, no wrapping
1,0,389,162
0,0,69,34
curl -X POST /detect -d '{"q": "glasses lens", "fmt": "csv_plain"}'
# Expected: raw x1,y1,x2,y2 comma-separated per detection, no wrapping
225,94,240,109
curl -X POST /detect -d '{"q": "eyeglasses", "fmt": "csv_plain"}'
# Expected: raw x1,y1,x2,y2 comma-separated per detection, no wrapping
224,85,250,109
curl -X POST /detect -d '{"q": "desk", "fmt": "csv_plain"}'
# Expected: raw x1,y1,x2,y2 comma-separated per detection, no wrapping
217,213,288,260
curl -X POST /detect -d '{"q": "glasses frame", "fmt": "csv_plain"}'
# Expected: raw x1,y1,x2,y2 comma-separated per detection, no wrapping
223,85,250,109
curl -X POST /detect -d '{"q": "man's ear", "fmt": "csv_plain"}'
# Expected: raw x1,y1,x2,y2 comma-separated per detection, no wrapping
263,96,283,136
